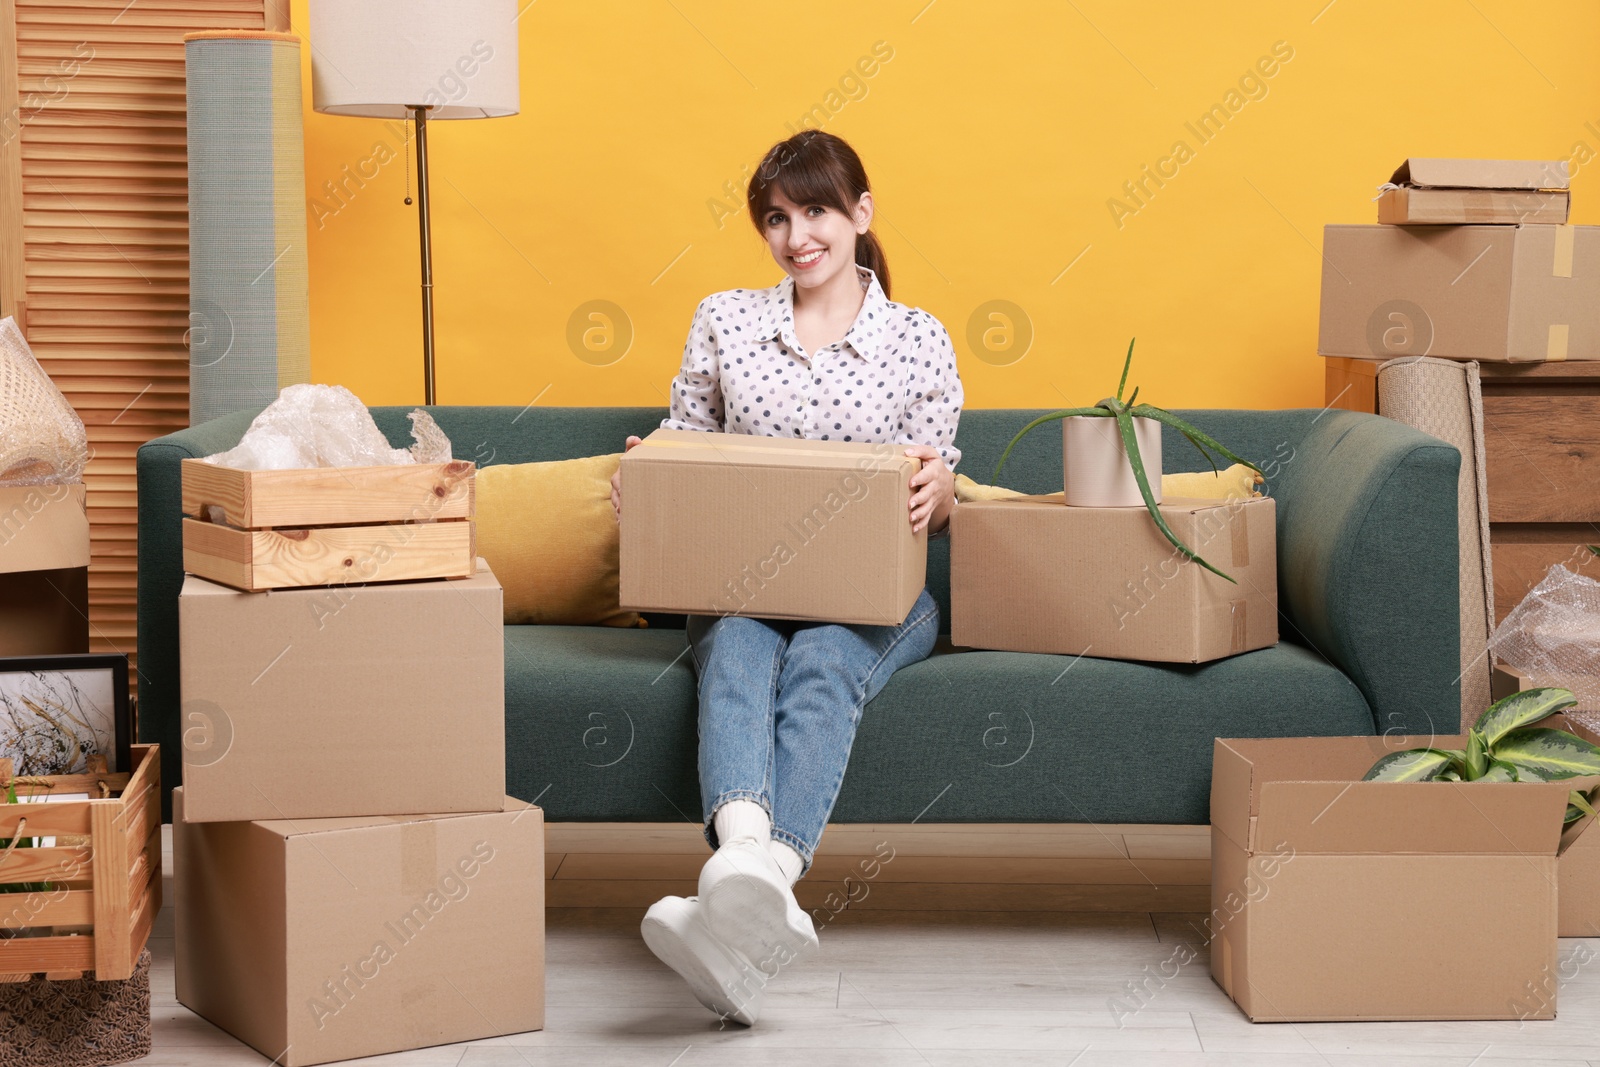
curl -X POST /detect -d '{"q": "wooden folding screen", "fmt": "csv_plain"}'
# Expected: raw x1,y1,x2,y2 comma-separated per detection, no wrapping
0,0,288,677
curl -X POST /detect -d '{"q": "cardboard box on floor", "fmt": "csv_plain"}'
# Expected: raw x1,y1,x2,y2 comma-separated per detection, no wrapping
1492,664,1600,937
179,558,505,822
1377,158,1571,226
1319,223,1600,362
950,495,1276,663
173,787,544,1067
0,482,89,655
1211,735,1593,1022
618,428,926,625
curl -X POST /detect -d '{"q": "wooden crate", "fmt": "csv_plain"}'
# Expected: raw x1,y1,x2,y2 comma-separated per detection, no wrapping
180,459,476,591
0,744,162,982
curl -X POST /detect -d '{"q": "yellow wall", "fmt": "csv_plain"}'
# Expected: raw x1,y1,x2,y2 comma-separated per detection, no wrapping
293,0,1600,412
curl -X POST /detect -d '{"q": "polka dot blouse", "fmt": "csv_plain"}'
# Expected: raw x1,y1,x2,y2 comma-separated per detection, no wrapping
661,266,964,470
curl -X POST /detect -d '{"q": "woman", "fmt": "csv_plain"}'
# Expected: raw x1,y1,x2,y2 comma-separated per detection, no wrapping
610,130,962,1026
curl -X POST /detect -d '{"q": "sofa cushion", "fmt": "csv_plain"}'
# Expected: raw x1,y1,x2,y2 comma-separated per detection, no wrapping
476,453,641,627
504,624,1372,826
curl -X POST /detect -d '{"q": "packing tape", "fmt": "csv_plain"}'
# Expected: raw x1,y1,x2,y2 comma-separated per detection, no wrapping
1548,325,1570,361
1464,199,1497,223
1230,509,1250,567
1230,599,1248,654
399,818,438,897
1553,225,1575,278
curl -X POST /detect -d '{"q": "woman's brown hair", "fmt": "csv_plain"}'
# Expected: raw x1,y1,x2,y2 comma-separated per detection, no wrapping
746,130,890,298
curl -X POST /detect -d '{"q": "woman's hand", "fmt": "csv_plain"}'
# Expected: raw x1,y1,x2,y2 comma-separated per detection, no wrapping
903,445,954,535
610,436,642,523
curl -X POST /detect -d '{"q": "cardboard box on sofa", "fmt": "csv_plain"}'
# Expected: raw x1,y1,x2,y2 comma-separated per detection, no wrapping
0,482,89,655
1318,223,1600,362
617,428,926,625
1211,735,1587,1022
173,787,544,1067
1377,158,1570,226
1492,664,1600,937
950,495,1276,663
178,558,505,822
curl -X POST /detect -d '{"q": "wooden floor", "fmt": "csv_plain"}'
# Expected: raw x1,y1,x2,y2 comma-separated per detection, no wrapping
141,822,1600,1066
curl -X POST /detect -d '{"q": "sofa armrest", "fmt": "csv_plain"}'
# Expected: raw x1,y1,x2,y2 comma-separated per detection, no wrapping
136,408,261,820
1271,409,1462,737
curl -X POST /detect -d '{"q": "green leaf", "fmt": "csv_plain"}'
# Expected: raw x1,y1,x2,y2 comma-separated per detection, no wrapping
1480,760,1519,783
1130,404,1266,476
1439,769,1463,782
1465,729,1489,780
1363,748,1457,782
1113,406,1237,583
1570,789,1599,820
1177,429,1222,475
1116,337,1135,403
1474,687,1577,747
993,406,1111,481
1495,728,1600,781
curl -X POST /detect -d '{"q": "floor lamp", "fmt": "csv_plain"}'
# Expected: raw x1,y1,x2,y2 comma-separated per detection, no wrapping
309,0,520,405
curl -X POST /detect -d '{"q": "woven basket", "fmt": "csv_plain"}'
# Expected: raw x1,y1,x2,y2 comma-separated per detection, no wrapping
0,948,151,1067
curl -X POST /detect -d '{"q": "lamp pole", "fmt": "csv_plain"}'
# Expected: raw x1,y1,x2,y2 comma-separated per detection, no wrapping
412,104,436,406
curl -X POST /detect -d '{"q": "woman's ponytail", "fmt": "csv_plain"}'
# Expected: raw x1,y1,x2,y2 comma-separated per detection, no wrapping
855,229,891,299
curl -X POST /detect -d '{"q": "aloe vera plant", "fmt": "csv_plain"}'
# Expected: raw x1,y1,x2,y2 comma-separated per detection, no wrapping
994,338,1265,583
1364,686,1600,825
1,779,50,895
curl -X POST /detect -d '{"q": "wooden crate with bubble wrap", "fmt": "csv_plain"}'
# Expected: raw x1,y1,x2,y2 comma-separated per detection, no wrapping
179,459,476,591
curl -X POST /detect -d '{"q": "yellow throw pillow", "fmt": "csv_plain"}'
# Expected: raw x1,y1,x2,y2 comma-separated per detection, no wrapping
475,453,644,627
954,463,1263,504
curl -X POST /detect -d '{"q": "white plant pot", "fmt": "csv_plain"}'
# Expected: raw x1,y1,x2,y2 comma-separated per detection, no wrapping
1062,415,1162,507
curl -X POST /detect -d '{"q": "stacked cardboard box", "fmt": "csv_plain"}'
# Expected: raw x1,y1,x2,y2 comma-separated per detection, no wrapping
0,482,89,654
172,457,543,1067
1319,158,1595,363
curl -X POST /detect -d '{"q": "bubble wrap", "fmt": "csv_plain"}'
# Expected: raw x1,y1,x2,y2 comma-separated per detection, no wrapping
205,384,452,470
1490,562,1600,733
0,316,88,485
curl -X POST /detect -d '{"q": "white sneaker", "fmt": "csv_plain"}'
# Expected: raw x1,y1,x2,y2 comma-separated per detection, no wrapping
699,839,820,970
640,894,767,1026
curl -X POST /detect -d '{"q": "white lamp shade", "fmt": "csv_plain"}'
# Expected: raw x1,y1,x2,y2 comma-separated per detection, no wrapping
310,0,520,119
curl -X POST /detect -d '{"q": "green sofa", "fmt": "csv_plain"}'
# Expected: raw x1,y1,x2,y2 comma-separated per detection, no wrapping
137,406,1462,825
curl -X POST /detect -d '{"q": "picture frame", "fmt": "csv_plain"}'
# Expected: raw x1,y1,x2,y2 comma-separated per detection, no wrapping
0,653,131,776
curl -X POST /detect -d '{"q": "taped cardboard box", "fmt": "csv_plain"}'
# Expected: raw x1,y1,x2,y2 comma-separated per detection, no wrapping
0,482,89,655
618,428,926,625
1211,735,1588,1022
1319,223,1600,362
950,495,1276,663
174,788,544,1067
1378,158,1570,226
178,558,505,822
1492,664,1600,937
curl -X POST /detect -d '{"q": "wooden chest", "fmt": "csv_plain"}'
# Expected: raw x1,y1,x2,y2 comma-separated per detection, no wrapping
1325,357,1600,622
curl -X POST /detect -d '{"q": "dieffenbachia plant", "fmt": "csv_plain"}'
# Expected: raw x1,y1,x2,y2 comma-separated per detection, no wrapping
1364,687,1600,825
993,338,1265,584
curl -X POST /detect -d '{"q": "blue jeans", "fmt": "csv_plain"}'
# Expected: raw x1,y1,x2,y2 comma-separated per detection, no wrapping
685,588,939,879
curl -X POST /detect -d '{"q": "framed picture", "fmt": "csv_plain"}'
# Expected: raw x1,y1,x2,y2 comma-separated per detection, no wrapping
0,653,131,776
